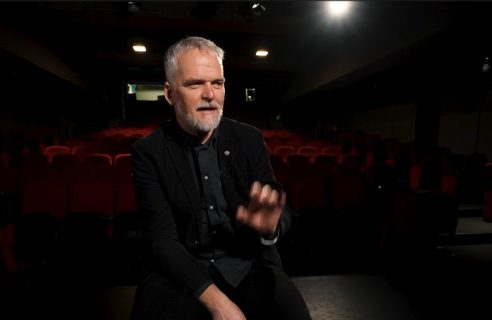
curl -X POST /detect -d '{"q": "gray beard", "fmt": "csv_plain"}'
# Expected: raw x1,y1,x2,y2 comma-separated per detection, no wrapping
175,103,223,136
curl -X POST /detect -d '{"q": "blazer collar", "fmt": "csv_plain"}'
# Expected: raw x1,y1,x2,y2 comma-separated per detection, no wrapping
162,121,202,208
162,119,234,208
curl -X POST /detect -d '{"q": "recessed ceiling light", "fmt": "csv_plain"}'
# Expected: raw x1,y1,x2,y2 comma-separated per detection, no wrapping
326,1,352,18
256,50,269,57
133,45,146,53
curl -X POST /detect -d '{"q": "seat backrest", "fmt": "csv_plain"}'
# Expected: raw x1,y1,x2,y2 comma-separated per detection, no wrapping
114,180,138,214
1,152,10,167
286,154,311,174
72,145,91,158
64,180,114,246
409,165,422,190
43,145,71,162
320,145,342,158
18,154,53,187
313,154,337,177
0,164,18,194
83,153,113,180
288,174,328,211
297,146,319,158
272,145,296,158
331,159,367,210
68,179,114,218
340,154,364,173
0,224,17,272
269,154,289,189
113,153,132,185
51,153,81,168
65,139,87,150
21,180,68,218
50,154,85,185
306,140,325,148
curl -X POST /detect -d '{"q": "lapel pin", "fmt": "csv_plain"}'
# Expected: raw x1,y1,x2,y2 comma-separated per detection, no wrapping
224,150,230,156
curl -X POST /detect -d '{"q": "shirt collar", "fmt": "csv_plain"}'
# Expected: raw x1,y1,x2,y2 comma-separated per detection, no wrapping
173,119,218,148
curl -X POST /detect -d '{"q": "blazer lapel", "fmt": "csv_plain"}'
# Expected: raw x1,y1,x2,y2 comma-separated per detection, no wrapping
217,127,234,203
163,136,202,208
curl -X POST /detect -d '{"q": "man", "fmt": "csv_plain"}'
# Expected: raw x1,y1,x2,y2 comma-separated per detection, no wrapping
130,36,311,320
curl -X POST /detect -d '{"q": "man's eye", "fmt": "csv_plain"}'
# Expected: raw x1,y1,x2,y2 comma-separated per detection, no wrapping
187,83,200,89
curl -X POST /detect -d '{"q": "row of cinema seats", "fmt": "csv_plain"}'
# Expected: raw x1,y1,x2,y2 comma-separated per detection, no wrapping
2,125,492,280
269,144,343,159
271,152,406,213
274,129,484,268
1,150,132,190
269,148,492,273
270,152,382,261
267,133,492,210
262,127,385,159
0,149,143,287
1,124,157,169
271,146,492,218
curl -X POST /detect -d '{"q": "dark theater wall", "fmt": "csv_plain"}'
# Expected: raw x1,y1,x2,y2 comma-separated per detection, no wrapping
2,1,492,157
0,49,120,142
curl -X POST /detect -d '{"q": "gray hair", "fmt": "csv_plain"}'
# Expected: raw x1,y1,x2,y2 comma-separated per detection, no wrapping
164,36,225,87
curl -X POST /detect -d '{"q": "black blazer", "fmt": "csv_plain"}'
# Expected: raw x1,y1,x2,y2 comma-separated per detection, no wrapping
131,117,292,295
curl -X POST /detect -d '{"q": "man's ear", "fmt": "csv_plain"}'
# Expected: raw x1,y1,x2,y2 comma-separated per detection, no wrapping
163,81,173,106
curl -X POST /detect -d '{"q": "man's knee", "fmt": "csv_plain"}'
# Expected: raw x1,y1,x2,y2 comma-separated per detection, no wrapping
267,265,312,320
131,272,210,320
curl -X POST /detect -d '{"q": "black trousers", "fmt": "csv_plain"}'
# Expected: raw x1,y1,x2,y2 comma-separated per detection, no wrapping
130,262,311,320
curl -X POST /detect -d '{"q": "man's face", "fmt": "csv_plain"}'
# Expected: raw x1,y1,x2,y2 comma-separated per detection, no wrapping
164,49,225,141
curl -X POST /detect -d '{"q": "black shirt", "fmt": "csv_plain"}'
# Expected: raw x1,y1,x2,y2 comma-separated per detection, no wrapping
175,124,253,292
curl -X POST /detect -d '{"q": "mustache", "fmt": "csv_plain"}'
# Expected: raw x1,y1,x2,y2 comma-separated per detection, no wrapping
196,101,221,110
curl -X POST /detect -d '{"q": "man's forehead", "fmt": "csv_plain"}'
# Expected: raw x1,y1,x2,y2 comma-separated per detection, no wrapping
178,48,218,63
177,51,223,76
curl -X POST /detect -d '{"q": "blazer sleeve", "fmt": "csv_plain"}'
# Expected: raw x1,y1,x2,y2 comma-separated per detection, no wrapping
248,130,292,239
131,142,212,297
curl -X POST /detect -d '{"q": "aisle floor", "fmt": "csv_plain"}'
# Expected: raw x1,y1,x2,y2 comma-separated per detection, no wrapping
2,217,492,320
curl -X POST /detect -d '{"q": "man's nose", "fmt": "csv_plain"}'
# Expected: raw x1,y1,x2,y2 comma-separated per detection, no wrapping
201,83,215,101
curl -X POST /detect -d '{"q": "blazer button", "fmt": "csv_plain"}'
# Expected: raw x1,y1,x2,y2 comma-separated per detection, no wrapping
192,240,200,248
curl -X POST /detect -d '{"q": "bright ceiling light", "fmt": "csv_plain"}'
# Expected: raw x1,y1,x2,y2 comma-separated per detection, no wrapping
326,1,352,18
133,45,146,53
256,50,269,57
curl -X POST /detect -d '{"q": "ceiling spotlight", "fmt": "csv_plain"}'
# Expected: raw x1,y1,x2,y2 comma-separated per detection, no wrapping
326,1,352,18
256,50,269,57
251,3,266,16
133,45,146,53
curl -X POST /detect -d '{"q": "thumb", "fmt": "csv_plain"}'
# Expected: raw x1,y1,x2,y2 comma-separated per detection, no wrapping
236,205,247,223
278,191,287,209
